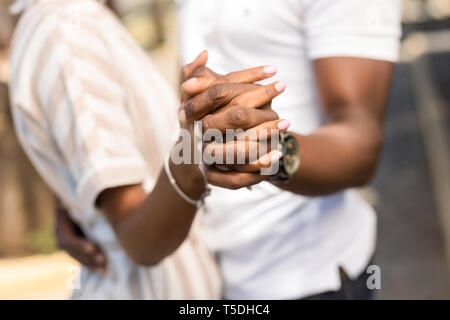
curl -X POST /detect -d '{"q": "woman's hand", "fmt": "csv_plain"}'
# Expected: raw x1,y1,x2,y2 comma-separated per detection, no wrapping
55,204,107,274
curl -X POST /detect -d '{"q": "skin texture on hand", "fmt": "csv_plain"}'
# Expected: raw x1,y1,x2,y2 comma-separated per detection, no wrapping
179,51,290,189
90,52,287,266
56,52,290,268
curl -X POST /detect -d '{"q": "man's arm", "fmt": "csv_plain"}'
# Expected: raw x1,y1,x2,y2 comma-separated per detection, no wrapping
274,57,393,195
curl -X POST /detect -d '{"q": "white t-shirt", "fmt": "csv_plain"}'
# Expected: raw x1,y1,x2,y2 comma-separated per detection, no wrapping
178,0,402,299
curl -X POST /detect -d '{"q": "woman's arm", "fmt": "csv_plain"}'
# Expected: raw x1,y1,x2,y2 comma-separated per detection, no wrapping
97,162,205,266
97,53,284,266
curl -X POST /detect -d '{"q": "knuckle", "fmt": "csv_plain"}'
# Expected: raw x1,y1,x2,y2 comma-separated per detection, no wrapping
223,72,235,83
192,65,207,78
184,101,197,120
208,83,226,103
228,107,250,127
264,85,273,97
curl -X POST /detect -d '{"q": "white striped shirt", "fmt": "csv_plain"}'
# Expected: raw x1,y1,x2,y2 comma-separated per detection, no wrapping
9,0,221,299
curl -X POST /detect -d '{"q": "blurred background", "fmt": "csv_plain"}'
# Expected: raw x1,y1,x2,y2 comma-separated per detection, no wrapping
0,0,449,299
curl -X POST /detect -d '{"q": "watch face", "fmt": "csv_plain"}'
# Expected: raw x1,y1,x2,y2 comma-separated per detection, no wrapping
282,136,300,176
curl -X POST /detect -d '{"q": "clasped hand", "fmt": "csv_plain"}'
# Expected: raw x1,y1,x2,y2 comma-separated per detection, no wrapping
178,51,290,190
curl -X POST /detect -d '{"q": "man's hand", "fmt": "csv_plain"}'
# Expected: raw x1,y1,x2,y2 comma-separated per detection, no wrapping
179,51,284,125
272,57,394,195
55,205,107,274
179,52,289,189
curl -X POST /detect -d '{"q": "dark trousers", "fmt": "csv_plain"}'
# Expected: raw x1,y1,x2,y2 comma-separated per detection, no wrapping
301,265,375,300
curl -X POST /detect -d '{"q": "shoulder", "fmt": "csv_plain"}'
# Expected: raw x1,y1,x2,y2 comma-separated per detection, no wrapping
10,0,113,61
10,1,116,84
9,1,118,118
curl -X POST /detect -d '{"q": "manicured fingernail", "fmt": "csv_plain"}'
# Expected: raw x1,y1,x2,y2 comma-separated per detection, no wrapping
271,151,283,162
275,81,287,92
263,65,277,74
179,109,187,123
277,119,291,131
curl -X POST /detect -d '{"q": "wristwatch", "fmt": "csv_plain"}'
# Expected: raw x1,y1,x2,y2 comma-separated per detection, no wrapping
277,133,300,181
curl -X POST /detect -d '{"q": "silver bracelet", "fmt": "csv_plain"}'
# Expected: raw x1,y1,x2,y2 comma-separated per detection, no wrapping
164,153,211,208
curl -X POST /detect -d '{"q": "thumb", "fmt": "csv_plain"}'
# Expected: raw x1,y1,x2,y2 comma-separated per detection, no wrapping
181,50,208,81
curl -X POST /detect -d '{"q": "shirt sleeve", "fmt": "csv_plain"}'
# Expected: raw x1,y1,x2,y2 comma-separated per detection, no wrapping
40,22,148,210
303,0,402,62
